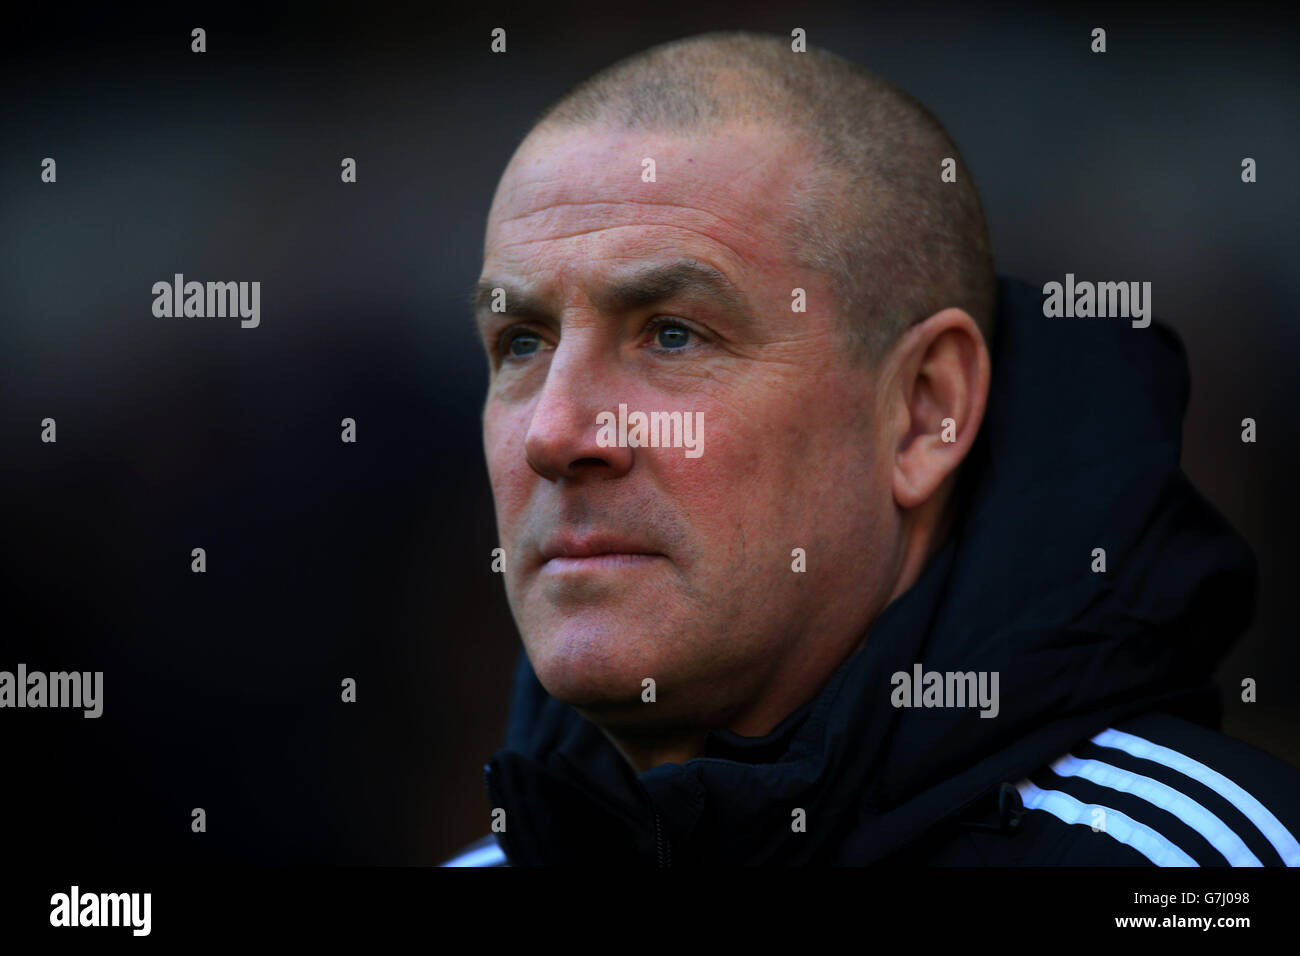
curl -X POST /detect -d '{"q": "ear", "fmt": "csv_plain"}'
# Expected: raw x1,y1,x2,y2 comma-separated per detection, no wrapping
882,308,991,511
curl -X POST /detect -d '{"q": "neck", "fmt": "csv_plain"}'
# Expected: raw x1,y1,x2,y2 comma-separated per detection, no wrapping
603,730,711,775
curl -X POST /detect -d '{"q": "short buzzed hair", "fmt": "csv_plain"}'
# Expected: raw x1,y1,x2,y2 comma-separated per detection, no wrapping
530,30,997,363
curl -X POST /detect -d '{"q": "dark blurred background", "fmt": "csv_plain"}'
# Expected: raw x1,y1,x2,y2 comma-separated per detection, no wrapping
2,1,1297,865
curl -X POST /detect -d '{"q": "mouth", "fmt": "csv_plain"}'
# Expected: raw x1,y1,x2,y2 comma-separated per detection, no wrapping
541,553,662,574
538,534,663,573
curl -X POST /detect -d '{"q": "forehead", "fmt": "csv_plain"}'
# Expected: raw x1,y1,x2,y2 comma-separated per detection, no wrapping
482,121,818,291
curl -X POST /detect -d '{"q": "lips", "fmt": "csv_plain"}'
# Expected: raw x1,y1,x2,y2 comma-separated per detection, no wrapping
538,534,661,562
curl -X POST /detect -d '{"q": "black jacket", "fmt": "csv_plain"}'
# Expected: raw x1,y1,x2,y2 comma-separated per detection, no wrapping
445,275,1300,867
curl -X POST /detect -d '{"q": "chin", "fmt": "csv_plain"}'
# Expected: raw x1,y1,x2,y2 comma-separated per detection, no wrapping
523,613,677,711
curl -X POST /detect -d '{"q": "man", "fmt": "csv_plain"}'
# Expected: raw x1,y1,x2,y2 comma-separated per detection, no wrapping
445,31,1300,866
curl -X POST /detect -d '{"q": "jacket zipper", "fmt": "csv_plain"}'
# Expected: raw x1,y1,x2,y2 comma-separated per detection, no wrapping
653,810,672,867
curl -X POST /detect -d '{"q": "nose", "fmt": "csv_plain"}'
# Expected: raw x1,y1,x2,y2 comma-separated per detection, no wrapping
523,334,634,482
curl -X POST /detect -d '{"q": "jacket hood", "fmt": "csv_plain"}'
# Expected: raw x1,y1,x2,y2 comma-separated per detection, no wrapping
484,274,1258,865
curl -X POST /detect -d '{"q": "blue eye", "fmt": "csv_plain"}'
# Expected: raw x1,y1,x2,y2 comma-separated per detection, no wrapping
505,330,541,357
654,323,692,350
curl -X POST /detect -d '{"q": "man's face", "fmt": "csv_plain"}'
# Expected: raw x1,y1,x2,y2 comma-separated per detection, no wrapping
477,121,901,738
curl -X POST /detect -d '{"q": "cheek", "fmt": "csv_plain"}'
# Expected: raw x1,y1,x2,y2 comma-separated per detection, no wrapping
653,408,797,563
686,392,877,551
483,403,530,525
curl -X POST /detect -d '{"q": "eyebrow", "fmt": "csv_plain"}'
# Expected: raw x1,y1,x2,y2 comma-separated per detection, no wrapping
471,258,749,324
